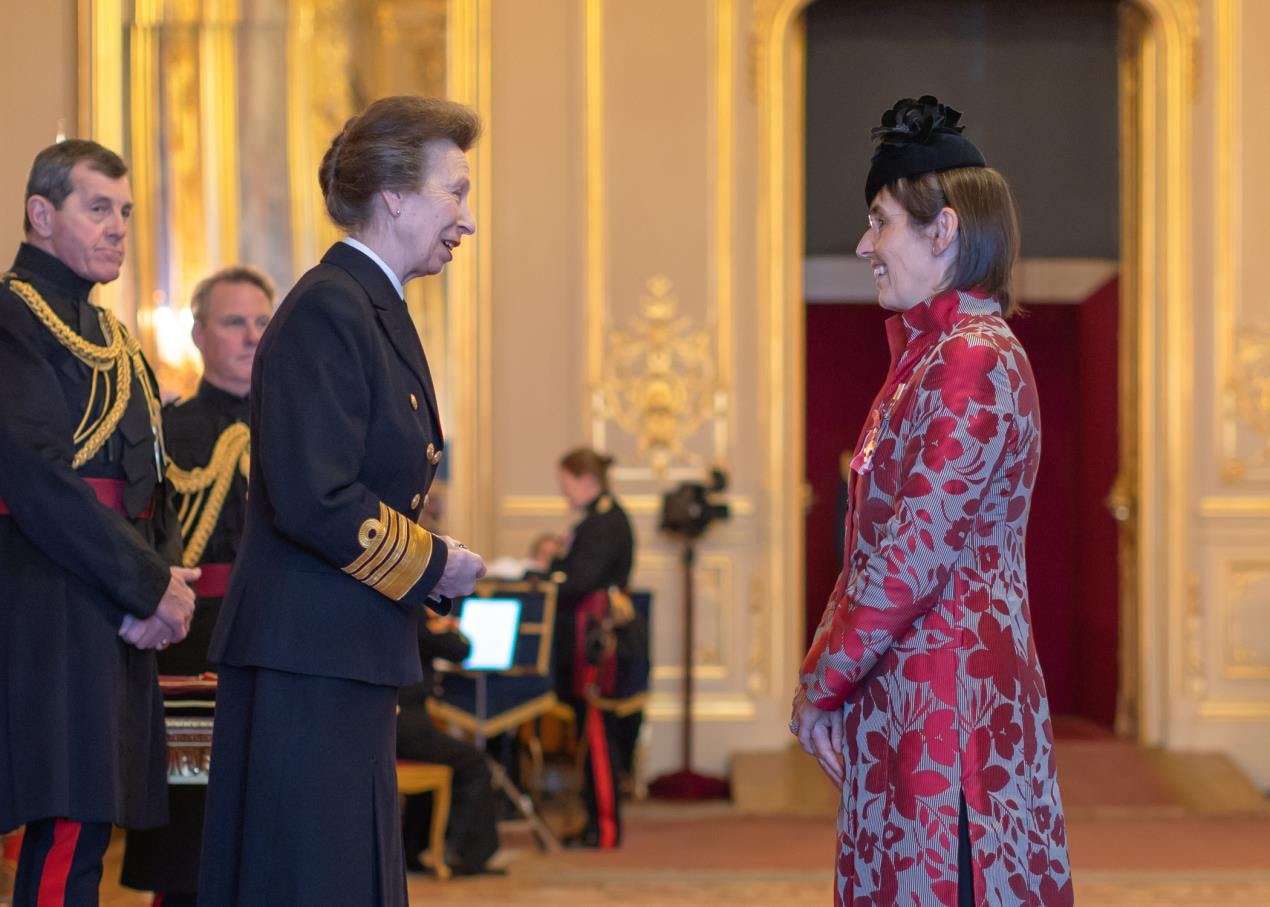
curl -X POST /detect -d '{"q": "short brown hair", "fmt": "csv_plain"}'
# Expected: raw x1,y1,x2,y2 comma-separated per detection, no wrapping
24,140,128,234
190,265,277,323
887,166,1021,316
318,96,482,231
559,447,615,490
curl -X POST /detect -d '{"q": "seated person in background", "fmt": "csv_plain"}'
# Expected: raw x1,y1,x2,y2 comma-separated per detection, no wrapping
397,614,501,876
482,532,564,581
527,532,563,576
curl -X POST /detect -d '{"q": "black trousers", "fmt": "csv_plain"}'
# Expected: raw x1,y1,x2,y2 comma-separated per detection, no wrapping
396,707,499,872
13,818,111,907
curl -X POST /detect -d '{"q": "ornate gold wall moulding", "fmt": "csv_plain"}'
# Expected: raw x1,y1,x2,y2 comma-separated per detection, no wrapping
1184,575,1205,698
498,494,755,519
1220,560,1270,680
1227,324,1270,466
639,549,734,677
646,693,756,721
594,276,727,476
747,574,770,696
1198,496,1270,518
1197,700,1270,720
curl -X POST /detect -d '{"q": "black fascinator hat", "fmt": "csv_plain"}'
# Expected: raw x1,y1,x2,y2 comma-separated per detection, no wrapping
864,95,986,205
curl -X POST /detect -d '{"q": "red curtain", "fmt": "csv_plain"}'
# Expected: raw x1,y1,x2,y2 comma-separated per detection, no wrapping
804,280,1120,728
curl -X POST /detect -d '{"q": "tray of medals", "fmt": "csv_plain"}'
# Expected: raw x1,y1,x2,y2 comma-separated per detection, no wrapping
159,674,217,785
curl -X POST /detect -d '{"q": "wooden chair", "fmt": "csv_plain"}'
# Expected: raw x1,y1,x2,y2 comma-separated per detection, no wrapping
395,761,453,880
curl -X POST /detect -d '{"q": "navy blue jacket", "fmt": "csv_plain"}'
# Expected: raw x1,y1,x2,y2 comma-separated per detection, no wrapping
210,243,450,687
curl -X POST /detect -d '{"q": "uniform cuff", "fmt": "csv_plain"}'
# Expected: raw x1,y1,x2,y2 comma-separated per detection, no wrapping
342,503,447,603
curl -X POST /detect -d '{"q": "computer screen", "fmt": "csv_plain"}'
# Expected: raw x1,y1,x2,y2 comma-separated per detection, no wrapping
457,596,522,671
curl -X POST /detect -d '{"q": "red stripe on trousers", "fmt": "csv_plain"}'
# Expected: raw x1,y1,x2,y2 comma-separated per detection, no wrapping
152,895,165,906
582,667,618,848
36,818,80,906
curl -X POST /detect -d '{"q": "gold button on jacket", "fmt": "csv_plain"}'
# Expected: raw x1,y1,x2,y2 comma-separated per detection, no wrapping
409,393,419,411
410,493,421,510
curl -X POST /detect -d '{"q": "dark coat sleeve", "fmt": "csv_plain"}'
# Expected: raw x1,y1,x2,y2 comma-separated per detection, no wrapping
254,281,447,605
0,319,170,618
553,522,616,604
552,508,633,606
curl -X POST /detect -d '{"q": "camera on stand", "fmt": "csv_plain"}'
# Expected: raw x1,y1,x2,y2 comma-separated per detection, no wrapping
659,468,730,539
648,467,732,801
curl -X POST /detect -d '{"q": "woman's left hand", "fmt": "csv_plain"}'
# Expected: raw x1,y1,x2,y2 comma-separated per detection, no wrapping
790,687,845,786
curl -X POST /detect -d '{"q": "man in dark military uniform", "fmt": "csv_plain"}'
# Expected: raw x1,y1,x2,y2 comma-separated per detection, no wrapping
0,140,198,905
120,265,275,905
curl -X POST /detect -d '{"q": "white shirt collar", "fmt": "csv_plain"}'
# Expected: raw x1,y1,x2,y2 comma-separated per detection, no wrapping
341,236,405,300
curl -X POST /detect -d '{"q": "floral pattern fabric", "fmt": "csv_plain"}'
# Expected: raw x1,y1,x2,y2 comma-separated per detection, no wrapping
800,290,1073,906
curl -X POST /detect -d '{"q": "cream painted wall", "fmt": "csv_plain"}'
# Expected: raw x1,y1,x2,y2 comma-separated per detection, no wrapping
0,0,77,258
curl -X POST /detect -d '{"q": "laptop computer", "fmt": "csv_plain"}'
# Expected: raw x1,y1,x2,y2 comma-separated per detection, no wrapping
456,596,522,671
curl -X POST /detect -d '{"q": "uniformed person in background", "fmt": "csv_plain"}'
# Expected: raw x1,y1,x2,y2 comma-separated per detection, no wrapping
120,265,275,906
199,97,488,906
0,139,198,906
550,447,636,848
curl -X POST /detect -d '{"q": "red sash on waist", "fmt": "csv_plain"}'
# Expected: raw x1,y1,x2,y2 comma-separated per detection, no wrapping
193,562,233,599
0,477,153,519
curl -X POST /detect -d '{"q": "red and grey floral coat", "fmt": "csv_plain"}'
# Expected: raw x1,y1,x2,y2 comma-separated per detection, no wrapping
800,290,1073,906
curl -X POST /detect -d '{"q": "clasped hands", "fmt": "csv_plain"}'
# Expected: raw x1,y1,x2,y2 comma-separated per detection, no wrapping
118,566,200,651
790,687,846,786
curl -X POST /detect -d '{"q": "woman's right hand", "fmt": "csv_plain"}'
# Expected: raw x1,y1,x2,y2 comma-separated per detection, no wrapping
791,687,845,786
432,536,487,599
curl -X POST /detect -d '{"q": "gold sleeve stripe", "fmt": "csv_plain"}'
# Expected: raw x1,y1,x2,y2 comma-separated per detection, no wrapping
363,511,409,589
343,502,435,601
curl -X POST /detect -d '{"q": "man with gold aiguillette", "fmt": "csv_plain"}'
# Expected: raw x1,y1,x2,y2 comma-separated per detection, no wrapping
120,266,275,906
0,140,199,905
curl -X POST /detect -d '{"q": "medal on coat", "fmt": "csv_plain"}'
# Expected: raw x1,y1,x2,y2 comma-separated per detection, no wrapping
851,380,908,474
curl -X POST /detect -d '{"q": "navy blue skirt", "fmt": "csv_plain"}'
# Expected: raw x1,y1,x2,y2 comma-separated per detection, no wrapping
198,665,405,906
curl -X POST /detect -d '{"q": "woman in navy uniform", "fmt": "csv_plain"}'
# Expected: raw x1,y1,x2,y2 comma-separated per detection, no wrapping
199,97,488,907
550,447,635,848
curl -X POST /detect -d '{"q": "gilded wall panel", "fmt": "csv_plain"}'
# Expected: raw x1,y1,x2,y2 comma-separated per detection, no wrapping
637,550,734,682
1219,559,1270,680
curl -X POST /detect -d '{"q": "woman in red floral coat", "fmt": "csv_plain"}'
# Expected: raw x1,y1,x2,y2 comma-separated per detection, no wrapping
791,96,1073,906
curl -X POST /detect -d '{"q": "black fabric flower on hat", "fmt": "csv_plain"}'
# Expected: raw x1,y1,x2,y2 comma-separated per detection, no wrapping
872,95,966,148
864,94,985,204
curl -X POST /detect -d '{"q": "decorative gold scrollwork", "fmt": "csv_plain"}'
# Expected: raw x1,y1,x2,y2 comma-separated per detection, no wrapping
597,276,722,475
1230,324,1270,466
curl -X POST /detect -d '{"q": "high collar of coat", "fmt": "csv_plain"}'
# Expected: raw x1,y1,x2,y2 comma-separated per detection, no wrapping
885,288,1002,364
320,241,405,310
